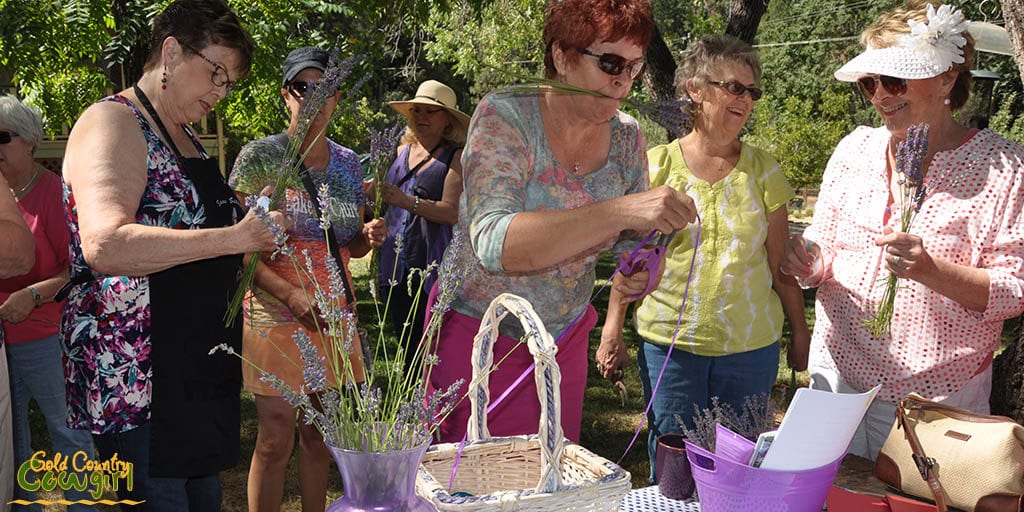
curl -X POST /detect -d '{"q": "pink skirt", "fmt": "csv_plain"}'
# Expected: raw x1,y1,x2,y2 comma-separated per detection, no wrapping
424,290,597,444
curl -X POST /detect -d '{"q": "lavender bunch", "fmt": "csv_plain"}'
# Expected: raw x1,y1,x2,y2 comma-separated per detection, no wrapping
865,123,930,338
364,123,404,298
225,49,365,326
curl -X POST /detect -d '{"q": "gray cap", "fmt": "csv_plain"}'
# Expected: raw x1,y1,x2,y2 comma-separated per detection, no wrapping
281,47,330,86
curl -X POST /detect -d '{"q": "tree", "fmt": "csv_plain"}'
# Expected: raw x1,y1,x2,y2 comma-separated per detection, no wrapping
725,0,769,44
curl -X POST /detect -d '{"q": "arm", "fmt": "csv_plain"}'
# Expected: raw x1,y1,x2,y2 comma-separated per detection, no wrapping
346,206,383,258
877,229,991,312
252,259,321,333
63,102,281,277
0,269,69,324
766,206,810,371
0,181,33,277
383,149,464,225
598,277,632,379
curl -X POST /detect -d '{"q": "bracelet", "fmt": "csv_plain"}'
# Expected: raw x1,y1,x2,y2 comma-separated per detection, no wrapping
27,286,42,308
412,196,421,214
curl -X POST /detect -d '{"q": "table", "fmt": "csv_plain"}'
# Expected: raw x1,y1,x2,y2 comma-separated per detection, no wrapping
616,455,887,512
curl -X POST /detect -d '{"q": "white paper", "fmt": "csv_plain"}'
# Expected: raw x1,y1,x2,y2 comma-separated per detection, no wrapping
758,385,881,471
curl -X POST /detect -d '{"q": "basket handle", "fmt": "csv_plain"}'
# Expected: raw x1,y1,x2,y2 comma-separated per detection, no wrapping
466,293,564,493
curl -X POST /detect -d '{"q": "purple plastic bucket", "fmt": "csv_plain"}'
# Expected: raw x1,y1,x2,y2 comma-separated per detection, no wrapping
683,439,841,512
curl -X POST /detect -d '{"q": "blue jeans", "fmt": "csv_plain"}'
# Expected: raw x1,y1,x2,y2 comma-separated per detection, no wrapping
91,423,222,512
8,334,97,512
638,340,779,483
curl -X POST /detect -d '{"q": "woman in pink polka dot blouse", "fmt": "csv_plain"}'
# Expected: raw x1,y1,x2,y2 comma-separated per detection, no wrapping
781,1,1024,461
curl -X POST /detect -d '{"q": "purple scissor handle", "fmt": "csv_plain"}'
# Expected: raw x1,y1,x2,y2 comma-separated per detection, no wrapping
618,231,675,300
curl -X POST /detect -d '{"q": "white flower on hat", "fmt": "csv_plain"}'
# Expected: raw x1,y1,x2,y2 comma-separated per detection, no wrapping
899,4,969,73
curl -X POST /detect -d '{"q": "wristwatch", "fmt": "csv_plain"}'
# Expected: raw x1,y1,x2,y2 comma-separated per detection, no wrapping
27,286,42,308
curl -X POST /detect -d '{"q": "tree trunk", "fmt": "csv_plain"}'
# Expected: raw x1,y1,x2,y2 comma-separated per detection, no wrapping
991,319,1024,424
725,0,770,45
642,23,680,144
1001,0,1024,83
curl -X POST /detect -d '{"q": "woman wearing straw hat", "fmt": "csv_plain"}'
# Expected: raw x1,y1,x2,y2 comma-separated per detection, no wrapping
782,1,1024,460
377,79,469,367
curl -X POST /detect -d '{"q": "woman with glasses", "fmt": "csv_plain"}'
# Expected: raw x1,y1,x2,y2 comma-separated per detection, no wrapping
599,34,809,483
782,1,1024,461
0,95,98,512
426,0,697,444
373,80,469,369
229,46,385,512
60,0,283,509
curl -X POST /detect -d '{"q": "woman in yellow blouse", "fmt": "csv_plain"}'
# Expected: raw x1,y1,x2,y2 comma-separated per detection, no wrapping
599,34,809,482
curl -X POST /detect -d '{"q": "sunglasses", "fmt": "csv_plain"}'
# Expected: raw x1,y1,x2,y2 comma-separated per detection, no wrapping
287,80,338,100
0,131,16,144
181,43,236,94
709,80,763,101
410,106,445,115
856,75,908,98
577,48,645,80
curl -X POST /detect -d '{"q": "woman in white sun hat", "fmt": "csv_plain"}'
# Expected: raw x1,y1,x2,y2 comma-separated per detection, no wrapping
781,0,1024,461
376,80,470,369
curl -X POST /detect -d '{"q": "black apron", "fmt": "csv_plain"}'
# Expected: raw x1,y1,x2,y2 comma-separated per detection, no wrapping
147,156,243,477
134,86,244,477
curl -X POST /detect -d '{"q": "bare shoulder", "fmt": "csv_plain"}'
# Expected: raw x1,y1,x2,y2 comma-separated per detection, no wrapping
65,99,147,185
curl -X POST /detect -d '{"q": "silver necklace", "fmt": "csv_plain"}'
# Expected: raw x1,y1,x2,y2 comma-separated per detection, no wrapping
10,167,41,200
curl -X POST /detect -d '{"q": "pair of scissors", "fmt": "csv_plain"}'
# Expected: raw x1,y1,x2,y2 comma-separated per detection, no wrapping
620,231,676,301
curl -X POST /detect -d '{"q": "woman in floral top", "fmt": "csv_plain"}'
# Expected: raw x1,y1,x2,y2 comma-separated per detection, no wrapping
426,0,697,444
782,2,1024,461
60,1,282,509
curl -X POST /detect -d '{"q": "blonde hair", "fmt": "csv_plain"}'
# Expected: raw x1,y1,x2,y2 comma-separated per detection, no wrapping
862,0,975,110
398,111,466,147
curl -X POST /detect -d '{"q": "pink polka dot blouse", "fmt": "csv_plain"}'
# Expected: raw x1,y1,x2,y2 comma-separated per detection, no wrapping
800,126,1024,403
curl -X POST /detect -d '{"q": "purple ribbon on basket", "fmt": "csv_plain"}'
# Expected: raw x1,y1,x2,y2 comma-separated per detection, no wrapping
446,218,702,489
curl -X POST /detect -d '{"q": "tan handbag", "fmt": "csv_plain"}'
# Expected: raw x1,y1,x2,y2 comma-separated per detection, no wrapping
874,393,1024,512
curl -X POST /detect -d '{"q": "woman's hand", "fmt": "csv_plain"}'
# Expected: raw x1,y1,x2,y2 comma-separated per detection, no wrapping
621,185,698,234
614,252,665,303
877,227,932,280
781,235,820,278
786,328,810,372
380,182,413,210
284,286,321,334
0,289,34,324
363,217,387,249
597,334,630,380
234,208,290,253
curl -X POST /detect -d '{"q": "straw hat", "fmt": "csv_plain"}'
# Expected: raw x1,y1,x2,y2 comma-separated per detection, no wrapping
388,80,471,140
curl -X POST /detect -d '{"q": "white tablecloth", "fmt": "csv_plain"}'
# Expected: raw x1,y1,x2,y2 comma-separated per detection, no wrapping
618,486,701,511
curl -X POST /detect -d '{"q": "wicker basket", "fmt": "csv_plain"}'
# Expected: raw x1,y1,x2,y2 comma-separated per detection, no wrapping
416,293,631,511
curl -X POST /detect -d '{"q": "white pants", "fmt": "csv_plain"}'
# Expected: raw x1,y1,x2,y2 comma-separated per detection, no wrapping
810,362,992,461
1,348,13,512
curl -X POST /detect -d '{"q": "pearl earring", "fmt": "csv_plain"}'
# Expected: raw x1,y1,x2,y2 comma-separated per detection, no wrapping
944,98,950,105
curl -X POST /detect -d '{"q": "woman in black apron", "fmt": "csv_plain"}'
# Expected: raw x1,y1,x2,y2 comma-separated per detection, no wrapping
59,2,283,510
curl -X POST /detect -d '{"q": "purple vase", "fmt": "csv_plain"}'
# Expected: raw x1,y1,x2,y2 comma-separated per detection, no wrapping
326,441,434,512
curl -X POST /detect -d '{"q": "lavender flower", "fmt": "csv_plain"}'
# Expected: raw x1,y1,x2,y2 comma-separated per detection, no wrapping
865,122,930,337
294,329,328,394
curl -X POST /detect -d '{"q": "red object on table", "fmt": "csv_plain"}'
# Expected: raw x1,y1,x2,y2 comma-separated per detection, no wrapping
885,494,940,512
826,486,891,511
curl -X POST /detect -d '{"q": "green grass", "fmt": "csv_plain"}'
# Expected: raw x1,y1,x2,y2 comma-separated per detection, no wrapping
27,252,1018,510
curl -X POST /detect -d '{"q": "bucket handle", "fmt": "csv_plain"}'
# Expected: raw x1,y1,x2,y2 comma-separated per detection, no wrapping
466,293,564,494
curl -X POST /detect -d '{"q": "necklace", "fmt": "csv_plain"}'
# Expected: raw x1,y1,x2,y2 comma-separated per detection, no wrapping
10,167,42,200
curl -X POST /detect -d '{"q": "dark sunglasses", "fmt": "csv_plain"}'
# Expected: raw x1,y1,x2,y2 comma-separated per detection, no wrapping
287,80,338,100
856,75,908,98
0,131,17,144
577,48,645,80
709,80,763,101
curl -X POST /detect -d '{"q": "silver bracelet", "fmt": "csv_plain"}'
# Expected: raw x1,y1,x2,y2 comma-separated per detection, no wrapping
412,196,420,214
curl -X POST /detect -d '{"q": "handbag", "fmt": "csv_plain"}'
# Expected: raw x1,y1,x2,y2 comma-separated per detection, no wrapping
873,393,1024,512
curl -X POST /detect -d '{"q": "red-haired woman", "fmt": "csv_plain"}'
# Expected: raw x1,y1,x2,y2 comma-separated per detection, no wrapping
426,0,697,443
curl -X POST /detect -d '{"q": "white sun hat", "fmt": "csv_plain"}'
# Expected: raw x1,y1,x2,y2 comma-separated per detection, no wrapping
834,3,970,82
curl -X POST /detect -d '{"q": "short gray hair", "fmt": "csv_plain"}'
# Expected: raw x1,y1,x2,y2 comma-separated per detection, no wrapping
0,94,44,154
675,35,763,119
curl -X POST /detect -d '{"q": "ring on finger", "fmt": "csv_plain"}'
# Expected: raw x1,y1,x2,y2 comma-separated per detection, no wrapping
891,255,902,265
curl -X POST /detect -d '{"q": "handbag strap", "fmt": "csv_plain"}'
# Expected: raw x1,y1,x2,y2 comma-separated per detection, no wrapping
896,397,950,512
299,170,357,308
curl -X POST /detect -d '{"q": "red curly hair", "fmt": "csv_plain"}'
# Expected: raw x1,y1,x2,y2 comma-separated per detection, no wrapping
542,0,654,79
